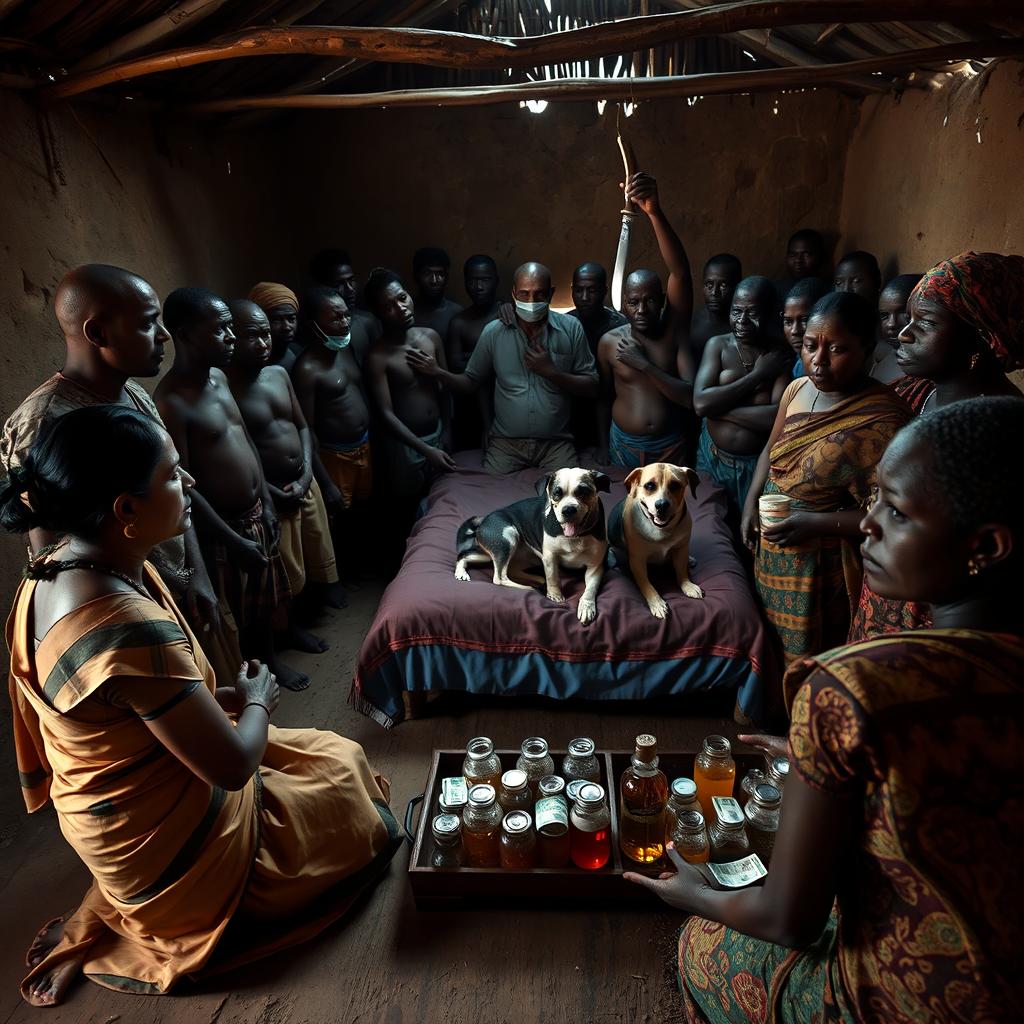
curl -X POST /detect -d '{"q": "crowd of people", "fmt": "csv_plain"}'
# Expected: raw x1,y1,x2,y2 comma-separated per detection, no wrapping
1,164,1022,1020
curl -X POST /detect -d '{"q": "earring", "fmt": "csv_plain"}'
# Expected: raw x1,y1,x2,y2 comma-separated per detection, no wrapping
124,524,138,539
969,352,980,371
967,559,980,577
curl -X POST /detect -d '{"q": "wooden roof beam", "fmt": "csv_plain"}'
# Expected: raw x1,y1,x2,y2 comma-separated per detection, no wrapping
44,0,1023,100
190,37,1024,112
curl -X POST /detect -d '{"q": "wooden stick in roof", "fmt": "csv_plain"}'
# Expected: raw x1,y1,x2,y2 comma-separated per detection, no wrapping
611,132,639,313
43,0,1021,100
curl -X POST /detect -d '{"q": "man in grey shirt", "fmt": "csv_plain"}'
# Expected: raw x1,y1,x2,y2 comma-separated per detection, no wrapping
407,261,599,474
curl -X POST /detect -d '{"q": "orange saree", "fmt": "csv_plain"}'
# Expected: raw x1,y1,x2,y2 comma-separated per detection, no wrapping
7,563,400,1002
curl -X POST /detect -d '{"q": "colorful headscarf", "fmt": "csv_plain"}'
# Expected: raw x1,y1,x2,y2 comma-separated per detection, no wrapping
910,251,1024,371
248,281,298,313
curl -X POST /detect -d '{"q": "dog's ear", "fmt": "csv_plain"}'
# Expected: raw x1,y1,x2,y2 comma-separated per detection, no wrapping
588,470,611,493
679,466,700,496
624,468,643,494
536,473,554,498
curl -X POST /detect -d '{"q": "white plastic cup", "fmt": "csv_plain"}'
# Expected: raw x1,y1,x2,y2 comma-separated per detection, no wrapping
758,494,792,525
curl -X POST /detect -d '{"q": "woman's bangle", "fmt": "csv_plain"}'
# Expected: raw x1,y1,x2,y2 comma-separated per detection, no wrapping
242,700,271,717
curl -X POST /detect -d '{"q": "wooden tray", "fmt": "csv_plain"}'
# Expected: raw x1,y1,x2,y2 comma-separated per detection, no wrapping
407,748,765,909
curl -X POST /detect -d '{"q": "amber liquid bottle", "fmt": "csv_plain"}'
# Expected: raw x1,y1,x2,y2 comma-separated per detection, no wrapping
619,734,669,865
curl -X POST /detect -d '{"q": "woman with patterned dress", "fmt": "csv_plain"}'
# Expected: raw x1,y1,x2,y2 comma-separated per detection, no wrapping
627,397,1024,1023
740,293,911,664
2,406,402,1007
850,251,1024,641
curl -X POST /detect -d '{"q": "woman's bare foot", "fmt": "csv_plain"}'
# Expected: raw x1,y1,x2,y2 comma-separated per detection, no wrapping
26,913,71,968
268,656,310,692
25,957,84,1007
277,626,329,655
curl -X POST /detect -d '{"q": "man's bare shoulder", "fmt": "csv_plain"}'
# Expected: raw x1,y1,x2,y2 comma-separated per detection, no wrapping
599,323,631,346
261,364,293,388
408,326,442,348
291,346,329,379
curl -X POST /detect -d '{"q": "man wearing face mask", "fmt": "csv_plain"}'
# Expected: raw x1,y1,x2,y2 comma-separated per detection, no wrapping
407,261,598,474
595,171,696,469
309,248,381,366
291,288,372,561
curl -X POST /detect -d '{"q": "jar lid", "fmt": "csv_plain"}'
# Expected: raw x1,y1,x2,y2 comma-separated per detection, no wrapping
770,756,790,778
575,782,605,806
566,779,588,802
677,809,706,831
702,734,732,756
467,784,496,807
538,775,566,796
432,813,462,837
567,737,595,757
502,810,532,834
521,736,549,758
634,734,658,762
752,782,781,808
501,769,528,791
466,736,494,759
671,777,697,798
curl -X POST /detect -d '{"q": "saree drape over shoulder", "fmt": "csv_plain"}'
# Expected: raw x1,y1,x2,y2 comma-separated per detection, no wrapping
7,563,400,1002
678,629,1024,1023
755,380,911,663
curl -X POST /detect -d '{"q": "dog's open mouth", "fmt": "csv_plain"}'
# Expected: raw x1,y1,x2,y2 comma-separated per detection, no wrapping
641,503,674,529
561,520,580,537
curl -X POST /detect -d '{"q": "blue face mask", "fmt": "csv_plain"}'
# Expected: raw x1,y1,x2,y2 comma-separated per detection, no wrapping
315,323,351,351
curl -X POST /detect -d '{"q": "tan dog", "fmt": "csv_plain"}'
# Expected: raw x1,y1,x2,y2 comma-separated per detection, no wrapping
608,462,703,618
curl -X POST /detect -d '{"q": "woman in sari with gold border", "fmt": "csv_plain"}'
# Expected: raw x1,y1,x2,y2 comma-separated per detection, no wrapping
740,292,912,664
628,397,1024,1023
2,406,401,1007
850,251,1024,642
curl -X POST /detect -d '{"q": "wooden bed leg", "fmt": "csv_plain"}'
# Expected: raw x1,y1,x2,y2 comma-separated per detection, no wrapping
403,689,428,719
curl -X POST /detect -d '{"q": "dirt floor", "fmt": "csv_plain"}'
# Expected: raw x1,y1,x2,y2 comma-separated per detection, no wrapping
0,577,745,1024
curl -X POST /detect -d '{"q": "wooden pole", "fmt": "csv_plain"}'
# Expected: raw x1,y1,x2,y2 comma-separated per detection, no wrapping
45,0,1022,100
187,39,1024,112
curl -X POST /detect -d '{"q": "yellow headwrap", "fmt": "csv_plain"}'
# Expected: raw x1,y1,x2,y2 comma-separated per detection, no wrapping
249,281,298,313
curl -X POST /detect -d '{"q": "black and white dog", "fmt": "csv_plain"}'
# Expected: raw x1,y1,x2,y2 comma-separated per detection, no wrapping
454,468,611,624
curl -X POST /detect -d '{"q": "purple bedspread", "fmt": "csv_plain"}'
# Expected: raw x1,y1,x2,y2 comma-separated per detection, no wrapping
351,454,775,726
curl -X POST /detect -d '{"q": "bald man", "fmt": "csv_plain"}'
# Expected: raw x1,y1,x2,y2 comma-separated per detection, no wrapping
596,171,696,468
407,260,598,473
0,264,239,683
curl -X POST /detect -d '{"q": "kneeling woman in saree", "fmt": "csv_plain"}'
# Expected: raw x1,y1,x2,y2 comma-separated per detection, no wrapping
628,397,1024,1023
1,405,401,1007
740,291,912,664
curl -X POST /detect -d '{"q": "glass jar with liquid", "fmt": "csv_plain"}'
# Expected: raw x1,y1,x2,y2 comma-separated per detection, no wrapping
562,738,601,784
535,776,570,867
430,813,464,868
739,768,765,809
498,769,533,814
462,784,502,867
766,756,790,797
709,796,750,863
664,777,700,844
694,735,736,823
619,734,669,865
499,810,537,869
569,782,611,870
463,737,503,792
670,809,710,864
516,737,554,796
744,782,781,866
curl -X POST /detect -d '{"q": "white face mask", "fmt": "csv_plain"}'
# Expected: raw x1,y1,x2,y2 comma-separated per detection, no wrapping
514,299,549,323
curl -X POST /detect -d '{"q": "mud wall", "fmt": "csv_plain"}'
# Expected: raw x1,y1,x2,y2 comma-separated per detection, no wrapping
281,90,859,304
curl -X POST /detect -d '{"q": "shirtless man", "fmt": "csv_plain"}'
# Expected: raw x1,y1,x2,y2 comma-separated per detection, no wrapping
156,288,306,691
412,247,462,341
874,273,921,384
249,281,302,372
446,254,500,452
226,300,342,644
292,287,372,581
596,171,695,468
688,254,742,365
775,228,829,305
364,270,455,494
0,264,235,679
309,248,381,366
693,276,793,514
